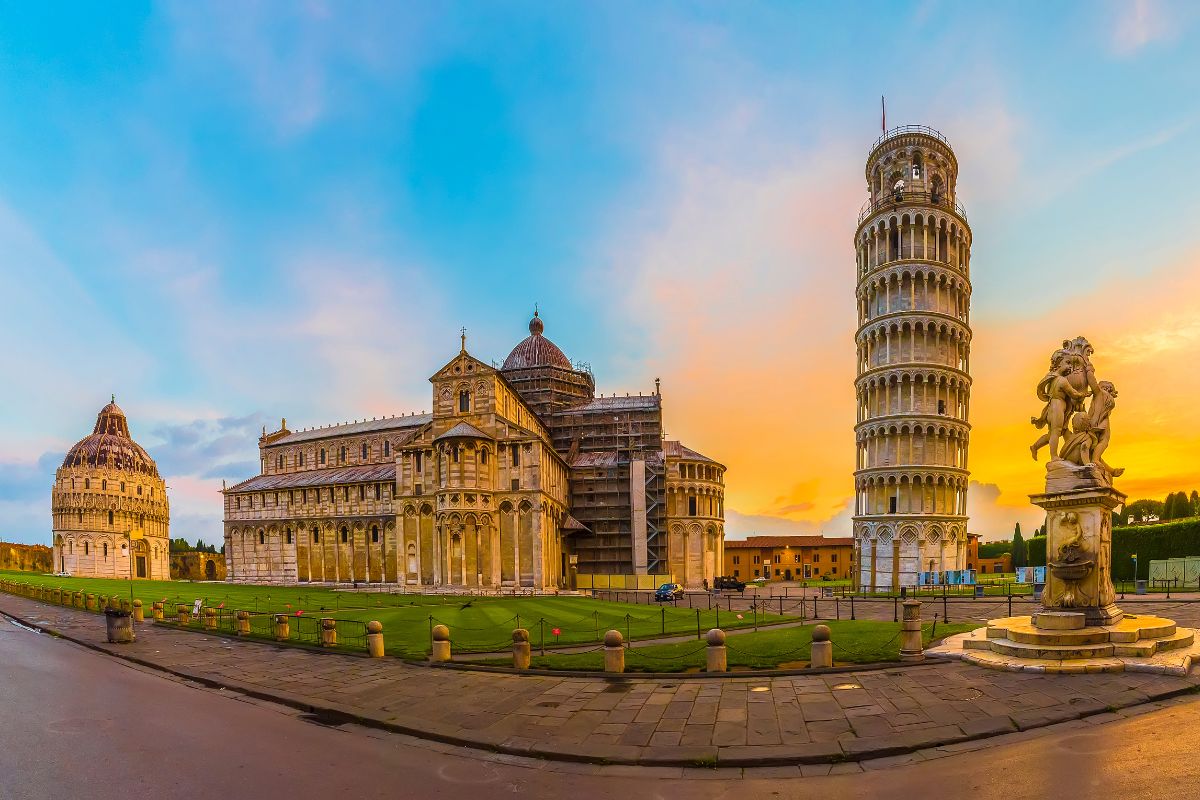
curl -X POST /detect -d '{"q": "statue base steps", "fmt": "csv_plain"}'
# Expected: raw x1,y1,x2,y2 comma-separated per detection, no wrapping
926,615,1200,675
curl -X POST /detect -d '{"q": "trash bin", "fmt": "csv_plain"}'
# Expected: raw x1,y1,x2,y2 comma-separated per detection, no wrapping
105,609,135,644
1032,583,1044,602
1136,580,1148,595
974,585,985,598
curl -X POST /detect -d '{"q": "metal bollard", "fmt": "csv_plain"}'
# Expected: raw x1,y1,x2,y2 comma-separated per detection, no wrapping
132,599,144,623
274,613,290,640
320,618,337,648
810,623,833,668
512,628,531,669
899,600,924,662
430,624,451,663
604,630,625,673
366,620,385,658
705,628,727,673
235,610,250,635
203,607,217,630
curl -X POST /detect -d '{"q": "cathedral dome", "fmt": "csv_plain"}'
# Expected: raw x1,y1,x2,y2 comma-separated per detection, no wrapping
61,398,160,477
502,311,573,370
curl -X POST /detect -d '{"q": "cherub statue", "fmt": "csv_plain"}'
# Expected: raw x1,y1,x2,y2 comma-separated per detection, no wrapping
1030,353,1089,461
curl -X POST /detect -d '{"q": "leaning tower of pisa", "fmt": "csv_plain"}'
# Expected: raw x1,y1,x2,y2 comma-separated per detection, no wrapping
852,126,973,591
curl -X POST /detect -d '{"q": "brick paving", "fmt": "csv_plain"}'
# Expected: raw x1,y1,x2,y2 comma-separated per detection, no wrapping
3,593,1198,767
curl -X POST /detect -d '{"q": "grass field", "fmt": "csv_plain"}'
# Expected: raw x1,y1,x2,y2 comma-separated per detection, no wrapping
481,620,980,672
0,570,790,658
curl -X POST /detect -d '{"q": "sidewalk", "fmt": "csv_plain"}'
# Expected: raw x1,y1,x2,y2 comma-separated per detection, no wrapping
3,594,1197,768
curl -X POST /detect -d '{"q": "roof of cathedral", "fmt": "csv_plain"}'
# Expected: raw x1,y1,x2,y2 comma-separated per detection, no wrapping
558,394,661,414
434,422,491,441
664,440,719,464
568,449,665,468
61,398,160,477
226,463,397,492
268,414,432,446
501,311,574,371
724,535,852,549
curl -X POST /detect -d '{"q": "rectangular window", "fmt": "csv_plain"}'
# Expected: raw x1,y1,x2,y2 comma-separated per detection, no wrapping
510,444,520,467
512,478,520,491
831,553,838,562
415,451,422,474
753,555,760,565
372,528,379,543
813,553,821,562
375,484,381,500
688,496,697,516
733,555,740,565
286,530,293,545
889,496,898,513
313,530,319,543
774,554,781,564
794,554,801,563
733,569,739,577
360,485,366,500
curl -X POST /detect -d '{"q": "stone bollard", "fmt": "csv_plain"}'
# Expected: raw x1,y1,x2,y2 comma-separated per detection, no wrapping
603,630,625,673
810,624,833,669
899,600,924,663
177,604,190,624
153,602,164,621
235,611,250,635
204,607,217,630
320,618,337,648
367,620,385,658
705,628,728,673
132,599,144,623
430,624,451,663
120,599,132,614
274,614,290,641
512,628,531,669
74,591,84,609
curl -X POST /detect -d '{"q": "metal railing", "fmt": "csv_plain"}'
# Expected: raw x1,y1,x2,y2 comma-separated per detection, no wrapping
869,125,951,153
857,189,969,225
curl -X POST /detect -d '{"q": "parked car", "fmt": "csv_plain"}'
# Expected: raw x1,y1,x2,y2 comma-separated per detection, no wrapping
654,583,684,602
713,576,746,592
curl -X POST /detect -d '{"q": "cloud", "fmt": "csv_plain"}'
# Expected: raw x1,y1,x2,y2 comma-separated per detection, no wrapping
1110,0,1175,55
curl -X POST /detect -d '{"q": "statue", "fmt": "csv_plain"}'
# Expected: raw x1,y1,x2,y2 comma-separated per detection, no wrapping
1029,336,1122,483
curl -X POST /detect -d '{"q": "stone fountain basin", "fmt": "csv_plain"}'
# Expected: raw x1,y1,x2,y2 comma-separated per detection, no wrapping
1048,559,1094,582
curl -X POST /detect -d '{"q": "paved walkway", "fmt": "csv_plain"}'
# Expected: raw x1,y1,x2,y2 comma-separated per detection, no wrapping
3,594,1198,767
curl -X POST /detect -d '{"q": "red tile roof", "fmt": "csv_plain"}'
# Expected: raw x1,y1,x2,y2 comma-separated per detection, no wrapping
723,535,853,549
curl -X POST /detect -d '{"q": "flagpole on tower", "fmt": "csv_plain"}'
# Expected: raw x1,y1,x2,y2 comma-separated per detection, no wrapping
881,95,886,133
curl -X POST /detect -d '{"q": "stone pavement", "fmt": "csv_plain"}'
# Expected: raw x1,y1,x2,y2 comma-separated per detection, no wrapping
3,593,1199,768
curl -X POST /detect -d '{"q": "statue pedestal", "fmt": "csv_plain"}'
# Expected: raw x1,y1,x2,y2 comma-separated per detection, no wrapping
1031,476,1125,628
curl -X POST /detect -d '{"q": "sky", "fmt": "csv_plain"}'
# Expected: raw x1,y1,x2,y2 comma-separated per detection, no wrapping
2,0,1200,546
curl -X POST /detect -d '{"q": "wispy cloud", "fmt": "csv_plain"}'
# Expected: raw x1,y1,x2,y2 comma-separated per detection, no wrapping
1111,0,1175,55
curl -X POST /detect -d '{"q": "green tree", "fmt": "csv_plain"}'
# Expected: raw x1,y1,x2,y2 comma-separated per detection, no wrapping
1191,490,1200,517
1012,523,1027,569
1162,493,1178,521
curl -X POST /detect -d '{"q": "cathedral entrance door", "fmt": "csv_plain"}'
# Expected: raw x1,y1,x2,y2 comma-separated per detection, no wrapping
136,555,147,579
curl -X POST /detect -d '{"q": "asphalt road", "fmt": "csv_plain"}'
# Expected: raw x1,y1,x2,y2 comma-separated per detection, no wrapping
1,615,1196,800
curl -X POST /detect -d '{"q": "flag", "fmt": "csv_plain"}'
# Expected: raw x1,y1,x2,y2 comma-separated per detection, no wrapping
218,602,225,609
295,610,303,617
552,628,561,636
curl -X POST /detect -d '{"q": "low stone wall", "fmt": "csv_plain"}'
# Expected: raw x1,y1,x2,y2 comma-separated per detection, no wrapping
169,551,227,581
0,541,52,573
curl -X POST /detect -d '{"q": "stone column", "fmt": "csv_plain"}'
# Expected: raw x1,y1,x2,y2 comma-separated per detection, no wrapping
603,630,625,673
430,624,451,662
899,600,924,662
810,624,833,668
512,628,531,669
1032,481,1125,627
705,628,727,673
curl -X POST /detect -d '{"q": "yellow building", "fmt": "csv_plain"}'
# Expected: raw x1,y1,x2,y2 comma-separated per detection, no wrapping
723,536,854,582
51,399,171,579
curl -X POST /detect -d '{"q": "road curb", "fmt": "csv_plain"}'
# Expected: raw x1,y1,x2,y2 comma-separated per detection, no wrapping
4,602,1199,769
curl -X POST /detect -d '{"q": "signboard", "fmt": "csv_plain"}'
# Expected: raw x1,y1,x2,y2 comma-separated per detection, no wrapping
1015,566,1046,584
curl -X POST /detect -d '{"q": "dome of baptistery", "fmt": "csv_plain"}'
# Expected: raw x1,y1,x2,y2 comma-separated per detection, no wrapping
501,311,573,370
60,398,160,477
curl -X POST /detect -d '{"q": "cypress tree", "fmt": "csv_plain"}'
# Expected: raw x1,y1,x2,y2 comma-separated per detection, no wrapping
1012,523,1027,569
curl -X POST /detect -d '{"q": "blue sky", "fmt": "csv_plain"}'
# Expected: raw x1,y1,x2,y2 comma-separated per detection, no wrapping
3,1,1200,545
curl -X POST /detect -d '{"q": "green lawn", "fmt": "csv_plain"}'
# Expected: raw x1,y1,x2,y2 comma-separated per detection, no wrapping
483,620,980,672
0,570,790,658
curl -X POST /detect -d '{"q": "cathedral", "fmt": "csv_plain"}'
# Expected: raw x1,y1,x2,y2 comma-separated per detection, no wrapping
222,312,725,590
51,399,172,580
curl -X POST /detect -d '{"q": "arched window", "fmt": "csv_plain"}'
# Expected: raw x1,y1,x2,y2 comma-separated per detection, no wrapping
375,484,381,500
340,528,348,544
285,528,293,544
312,528,320,543
361,443,368,460
102,480,107,491
84,478,90,489
371,526,379,544
459,390,470,413
68,540,73,554
277,454,284,469
77,512,83,523
108,510,114,526
339,446,346,463
480,448,489,465
319,449,326,465
120,481,125,492
258,530,265,545
383,441,391,458
452,446,460,464
300,452,306,467
84,541,89,556
137,485,142,495
103,543,109,558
